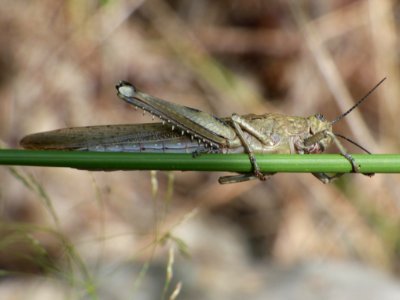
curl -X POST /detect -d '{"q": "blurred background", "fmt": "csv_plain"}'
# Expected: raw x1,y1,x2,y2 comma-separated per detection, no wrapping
1,0,400,299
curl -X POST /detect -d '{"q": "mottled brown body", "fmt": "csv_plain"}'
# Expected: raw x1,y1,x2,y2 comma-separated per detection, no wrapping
21,79,385,183
20,113,331,155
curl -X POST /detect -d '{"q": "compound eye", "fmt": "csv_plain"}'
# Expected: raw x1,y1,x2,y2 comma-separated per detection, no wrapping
315,113,326,121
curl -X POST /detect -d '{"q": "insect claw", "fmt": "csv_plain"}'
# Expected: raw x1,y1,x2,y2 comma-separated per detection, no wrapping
364,172,375,177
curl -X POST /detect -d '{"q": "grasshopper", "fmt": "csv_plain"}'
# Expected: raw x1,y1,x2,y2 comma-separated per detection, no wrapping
20,78,385,184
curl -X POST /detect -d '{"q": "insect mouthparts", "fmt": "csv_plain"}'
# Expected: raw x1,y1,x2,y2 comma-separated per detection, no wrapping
116,81,137,97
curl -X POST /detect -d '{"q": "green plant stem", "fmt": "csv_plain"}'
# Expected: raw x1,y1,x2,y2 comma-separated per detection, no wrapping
1,149,400,174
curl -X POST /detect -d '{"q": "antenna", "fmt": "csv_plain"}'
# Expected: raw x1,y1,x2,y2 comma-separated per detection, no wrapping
335,133,371,154
331,77,386,125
